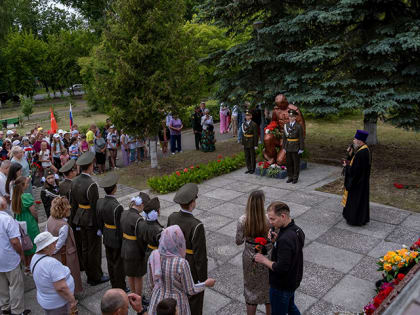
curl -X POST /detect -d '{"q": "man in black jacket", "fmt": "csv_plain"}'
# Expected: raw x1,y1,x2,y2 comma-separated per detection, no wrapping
255,201,305,315
191,106,203,150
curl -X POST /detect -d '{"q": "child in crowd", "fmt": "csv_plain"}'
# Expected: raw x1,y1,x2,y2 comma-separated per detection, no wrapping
157,298,178,315
40,168,60,218
21,136,34,162
51,134,63,170
68,137,79,160
60,148,70,166
39,141,57,173
79,134,89,154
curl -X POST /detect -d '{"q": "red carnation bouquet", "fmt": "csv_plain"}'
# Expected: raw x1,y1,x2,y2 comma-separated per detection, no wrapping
254,237,268,255
264,121,282,138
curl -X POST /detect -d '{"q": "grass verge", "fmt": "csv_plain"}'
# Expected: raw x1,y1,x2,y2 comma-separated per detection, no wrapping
306,113,420,212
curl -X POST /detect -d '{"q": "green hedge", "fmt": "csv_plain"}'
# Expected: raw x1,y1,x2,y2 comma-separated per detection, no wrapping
147,152,245,194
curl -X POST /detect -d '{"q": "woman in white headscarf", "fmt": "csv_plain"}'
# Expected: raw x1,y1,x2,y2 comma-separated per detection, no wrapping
147,225,216,315
10,145,32,194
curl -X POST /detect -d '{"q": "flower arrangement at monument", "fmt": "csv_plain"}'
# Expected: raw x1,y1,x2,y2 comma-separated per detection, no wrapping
264,120,282,138
363,238,420,314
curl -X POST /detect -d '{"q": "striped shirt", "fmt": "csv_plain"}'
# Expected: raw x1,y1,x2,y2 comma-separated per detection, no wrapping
148,256,205,315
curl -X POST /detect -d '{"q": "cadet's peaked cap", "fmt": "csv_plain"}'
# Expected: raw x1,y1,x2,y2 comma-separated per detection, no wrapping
99,173,119,188
288,109,298,116
138,192,151,205
245,110,252,116
76,151,95,166
144,197,160,213
173,183,199,204
44,168,55,178
59,159,76,173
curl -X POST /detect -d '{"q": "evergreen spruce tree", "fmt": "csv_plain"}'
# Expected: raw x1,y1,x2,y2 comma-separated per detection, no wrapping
201,0,420,144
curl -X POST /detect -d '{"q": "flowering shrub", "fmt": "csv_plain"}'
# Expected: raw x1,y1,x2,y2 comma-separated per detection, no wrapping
364,238,420,314
147,153,245,194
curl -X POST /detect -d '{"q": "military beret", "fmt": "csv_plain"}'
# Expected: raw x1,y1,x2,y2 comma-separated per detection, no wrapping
144,197,160,213
99,173,119,188
76,151,95,166
173,183,199,205
288,109,298,116
59,159,76,173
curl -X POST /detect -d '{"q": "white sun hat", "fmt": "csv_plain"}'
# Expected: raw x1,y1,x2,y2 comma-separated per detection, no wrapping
34,232,58,253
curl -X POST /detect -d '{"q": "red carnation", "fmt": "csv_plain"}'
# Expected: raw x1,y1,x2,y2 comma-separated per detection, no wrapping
217,160,221,163
373,296,384,308
255,237,267,246
217,155,222,159
190,166,194,169
176,171,181,176
258,162,263,166
183,168,188,172
397,273,405,281
35,200,41,205
24,148,32,152
393,183,404,189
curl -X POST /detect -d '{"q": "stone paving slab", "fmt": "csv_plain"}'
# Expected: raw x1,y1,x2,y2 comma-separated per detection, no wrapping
24,163,420,314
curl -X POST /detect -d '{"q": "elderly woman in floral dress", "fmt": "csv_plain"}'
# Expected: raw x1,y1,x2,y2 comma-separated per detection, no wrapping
147,225,216,315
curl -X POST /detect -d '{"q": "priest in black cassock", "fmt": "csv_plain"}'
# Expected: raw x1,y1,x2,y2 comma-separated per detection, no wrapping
342,129,371,226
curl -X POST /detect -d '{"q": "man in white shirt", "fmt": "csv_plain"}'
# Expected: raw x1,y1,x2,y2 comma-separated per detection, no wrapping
0,161,12,216
0,196,27,315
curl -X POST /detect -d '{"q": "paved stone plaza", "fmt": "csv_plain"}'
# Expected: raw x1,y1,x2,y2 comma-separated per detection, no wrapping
25,163,420,314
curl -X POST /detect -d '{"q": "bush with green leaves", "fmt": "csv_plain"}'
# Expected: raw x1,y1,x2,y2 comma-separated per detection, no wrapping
20,96,34,120
148,153,245,194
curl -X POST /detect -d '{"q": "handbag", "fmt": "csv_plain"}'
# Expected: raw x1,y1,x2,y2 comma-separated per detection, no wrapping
17,221,33,251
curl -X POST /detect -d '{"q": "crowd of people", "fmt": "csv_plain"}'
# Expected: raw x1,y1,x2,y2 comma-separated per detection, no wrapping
0,146,306,315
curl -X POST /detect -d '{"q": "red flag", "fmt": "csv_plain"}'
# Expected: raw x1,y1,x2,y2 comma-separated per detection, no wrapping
50,108,58,133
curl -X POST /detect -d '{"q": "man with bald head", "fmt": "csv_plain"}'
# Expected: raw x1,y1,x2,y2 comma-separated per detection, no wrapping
0,160,12,216
101,289,143,315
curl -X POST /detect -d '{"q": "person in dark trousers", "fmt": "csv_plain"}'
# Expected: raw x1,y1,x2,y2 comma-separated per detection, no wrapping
242,110,259,174
167,183,207,315
255,201,305,315
96,173,127,290
282,109,304,184
342,129,371,226
71,151,109,285
58,159,84,271
191,106,203,150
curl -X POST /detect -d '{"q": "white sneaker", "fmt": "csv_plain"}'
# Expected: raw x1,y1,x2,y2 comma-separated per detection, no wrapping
171,152,175,155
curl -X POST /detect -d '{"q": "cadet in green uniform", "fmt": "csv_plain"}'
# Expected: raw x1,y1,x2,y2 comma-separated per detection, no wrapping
136,197,163,266
71,152,109,285
167,183,207,315
242,110,259,174
96,173,126,290
282,109,304,183
58,159,84,271
120,192,150,298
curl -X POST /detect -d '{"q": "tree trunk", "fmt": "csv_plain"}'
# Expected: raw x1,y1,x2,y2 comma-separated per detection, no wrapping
363,112,378,145
150,137,159,168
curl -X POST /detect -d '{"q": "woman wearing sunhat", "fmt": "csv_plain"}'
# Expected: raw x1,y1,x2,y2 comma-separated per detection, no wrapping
30,231,77,314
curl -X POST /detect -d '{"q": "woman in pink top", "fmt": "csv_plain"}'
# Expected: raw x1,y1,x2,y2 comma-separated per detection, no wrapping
219,103,230,134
